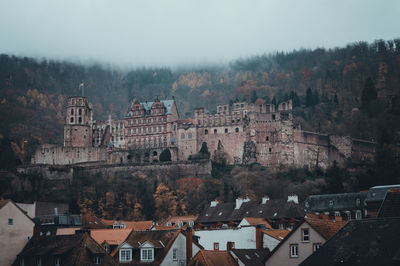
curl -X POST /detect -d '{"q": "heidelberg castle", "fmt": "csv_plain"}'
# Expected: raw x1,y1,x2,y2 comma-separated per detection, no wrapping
31,96,376,169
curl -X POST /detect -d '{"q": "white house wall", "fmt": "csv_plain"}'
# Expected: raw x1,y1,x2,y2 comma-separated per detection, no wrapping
194,227,256,251
0,202,34,266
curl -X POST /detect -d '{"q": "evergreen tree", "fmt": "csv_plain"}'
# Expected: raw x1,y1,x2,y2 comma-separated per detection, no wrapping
325,161,344,193
250,90,258,103
333,93,339,105
305,87,314,107
361,77,377,109
159,149,171,161
290,91,300,107
199,142,211,159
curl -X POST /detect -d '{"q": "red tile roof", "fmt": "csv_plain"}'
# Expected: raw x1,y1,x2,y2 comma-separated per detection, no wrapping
90,229,132,246
243,217,273,229
189,250,237,266
262,229,290,241
305,217,347,240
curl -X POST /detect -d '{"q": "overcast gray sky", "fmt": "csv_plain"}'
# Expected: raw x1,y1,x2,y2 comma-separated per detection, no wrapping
0,0,399,67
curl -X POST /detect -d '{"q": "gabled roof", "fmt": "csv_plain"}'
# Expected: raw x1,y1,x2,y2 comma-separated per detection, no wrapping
365,184,400,203
0,199,9,209
262,229,290,241
241,217,273,229
127,99,176,117
300,217,400,266
263,216,346,264
17,233,118,265
377,188,400,218
119,229,181,265
81,213,108,229
90,229,132,246
230,249,270,266
0,199,34,223
188,250,237,266
305,217,347,240
196,200,304,224
305,192,367,212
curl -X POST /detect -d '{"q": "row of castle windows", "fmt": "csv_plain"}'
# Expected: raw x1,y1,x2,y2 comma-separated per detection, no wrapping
181,133,193,139
128,117,167,125
204,128,239,135
70,117,82,123
128,137,167,146
128,126,167,135
70,108,84,116
198,118,241,126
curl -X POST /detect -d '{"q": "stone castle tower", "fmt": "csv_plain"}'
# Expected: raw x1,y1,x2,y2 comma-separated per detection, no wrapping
63,96,93,147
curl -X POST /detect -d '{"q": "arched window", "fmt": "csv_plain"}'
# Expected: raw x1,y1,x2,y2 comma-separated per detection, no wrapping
181,133,185,139
225,128,228,133
235,128,239,132
188,133,192,139
214,129,217,134
71,109,74,115
70,117,74,123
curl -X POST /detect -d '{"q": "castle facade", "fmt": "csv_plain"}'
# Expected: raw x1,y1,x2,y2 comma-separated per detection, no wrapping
31,96,376,169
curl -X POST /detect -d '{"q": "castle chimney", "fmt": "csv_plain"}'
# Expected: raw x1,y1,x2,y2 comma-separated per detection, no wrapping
210,200,219,207
287,194,299,204
262,196,270,204
186,228,193,261
235,196,250,210
256,225,263,249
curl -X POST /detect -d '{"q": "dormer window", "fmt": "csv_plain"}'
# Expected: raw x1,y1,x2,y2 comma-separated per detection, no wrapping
166,222,172,227
113,221,119,229
141,248,154,262
93,255,102,265
120,249,132,262
120,222,126,229
189,220,194,227
178,221,183,227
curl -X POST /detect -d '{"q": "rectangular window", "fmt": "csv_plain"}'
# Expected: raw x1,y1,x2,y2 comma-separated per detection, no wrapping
93,256,102,265
313,243,321,252
141,248,154,261
356,210,362,220
8,218,13,225
120,249,132,262
290,244,298,258
54,257,61,266
302,228,310,242
173,248,178,261
213,242,219,251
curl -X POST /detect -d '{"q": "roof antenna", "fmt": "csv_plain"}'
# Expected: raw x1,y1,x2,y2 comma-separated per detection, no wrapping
79,81,85,96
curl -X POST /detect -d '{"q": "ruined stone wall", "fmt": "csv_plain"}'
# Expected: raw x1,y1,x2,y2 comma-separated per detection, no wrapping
197,125,246,164
293,130,330,169
351,139,376,162
107,147,179,164
17,164,74,180
32,144,108,165
176,126,198,160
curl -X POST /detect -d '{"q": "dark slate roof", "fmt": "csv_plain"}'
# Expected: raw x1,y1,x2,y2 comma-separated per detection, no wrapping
300,217,400,266
365,184,400,203
196,200,304,224
377,188,400,218
16,233,118,265
304,192,367,212
120,230,180,265
230,249,270,266
35,201,69,217
127,100,175,117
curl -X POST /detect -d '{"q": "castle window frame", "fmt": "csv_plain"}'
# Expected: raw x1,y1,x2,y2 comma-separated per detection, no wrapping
71,109,74,115
269,148,272,153
235,127,239,133
181,133,185,139
70,117,74,123
205,129,208,135
272,114,276,120
78,109,82,115
225,128,228,133
188,133,192,139
214,129,217,134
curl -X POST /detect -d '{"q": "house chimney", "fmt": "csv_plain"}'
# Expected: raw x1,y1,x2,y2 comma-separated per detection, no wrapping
186,228,193,261
227,241,234,251
235,196,250,209
256,225,263,249
262,196,270,204
210,200,219,207
54,208,58,216
287,194,299,204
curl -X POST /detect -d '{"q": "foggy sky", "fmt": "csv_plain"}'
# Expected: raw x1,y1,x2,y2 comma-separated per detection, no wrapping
0,0,399,67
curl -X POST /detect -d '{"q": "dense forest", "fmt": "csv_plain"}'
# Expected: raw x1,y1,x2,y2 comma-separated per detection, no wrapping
0,38,399,219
